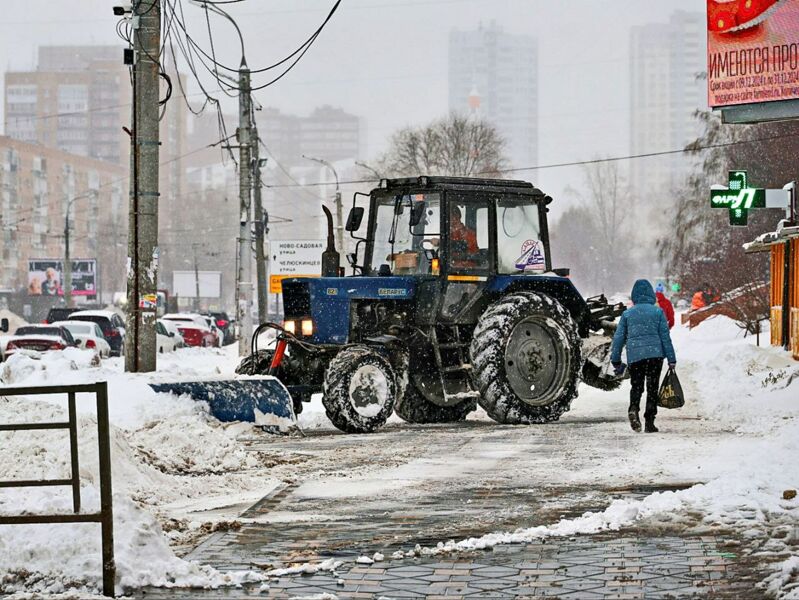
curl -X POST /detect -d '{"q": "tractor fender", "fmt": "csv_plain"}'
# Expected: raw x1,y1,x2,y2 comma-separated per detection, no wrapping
486,275,591,337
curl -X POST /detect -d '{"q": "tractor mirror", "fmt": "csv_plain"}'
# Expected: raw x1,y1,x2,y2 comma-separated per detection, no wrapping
410,202,425,227
345,207,365,232
346,253,357,266
0,318,7,333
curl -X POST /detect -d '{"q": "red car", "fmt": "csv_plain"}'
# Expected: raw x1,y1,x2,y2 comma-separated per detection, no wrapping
4,325,79,359
161,313,218,348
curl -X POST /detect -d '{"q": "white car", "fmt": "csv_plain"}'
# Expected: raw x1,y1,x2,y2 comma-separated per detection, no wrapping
158,318,185,348
53,320,112,358
155,320,178,353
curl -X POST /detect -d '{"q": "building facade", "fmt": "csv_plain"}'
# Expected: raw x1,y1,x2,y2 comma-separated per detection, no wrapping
448,22,538,170
629,11,706,196
0,135,127,307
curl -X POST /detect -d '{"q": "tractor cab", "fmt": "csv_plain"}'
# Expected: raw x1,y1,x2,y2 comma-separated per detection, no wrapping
350,176,552,282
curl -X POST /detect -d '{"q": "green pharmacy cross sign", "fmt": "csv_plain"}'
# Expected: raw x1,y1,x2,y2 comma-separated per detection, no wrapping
709,171,766,226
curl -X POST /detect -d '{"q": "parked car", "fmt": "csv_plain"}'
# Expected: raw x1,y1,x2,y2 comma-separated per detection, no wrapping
4,325,78,359
44,307,83,324
207,311,235,345
161,313,217,348
200,315,224,347
52,320,112,358
157,318,185,348
68,310,126,357
155,320,178,353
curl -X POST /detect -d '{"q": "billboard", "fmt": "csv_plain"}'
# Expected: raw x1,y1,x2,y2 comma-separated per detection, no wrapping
172,271,221,298
269,240,324,294
27,259,97,296
708,0,799,108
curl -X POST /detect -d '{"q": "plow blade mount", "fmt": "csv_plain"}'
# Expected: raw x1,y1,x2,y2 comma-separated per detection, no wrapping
149,376,297,431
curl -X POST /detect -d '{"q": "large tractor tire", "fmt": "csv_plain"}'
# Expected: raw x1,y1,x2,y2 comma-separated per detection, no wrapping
323,345,397,433
470,291,581,424
392,346,475,424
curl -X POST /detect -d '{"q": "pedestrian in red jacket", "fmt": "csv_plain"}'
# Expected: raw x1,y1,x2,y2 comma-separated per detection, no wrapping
656,291,675,329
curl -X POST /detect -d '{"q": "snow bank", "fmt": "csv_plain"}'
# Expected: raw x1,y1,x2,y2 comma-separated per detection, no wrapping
0,346,279,595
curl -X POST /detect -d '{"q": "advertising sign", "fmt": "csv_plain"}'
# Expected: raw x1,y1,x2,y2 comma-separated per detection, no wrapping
269,240,324,294
27,259,97,296
172,271,221,298
708,0,799,107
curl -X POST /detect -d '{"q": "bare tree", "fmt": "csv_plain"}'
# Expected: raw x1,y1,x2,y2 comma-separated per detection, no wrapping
658,111,799,300
556,160,634,294
378,113,508,177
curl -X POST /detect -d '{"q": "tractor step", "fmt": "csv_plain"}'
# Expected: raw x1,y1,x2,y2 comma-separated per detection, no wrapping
442,364,472,373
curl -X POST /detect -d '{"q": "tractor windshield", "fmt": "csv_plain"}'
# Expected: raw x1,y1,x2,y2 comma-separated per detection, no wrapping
372,193,440,275
496,197,546,273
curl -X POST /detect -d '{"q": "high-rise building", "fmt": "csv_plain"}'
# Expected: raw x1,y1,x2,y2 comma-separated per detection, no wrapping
448,22,538,170
0,135,127,306
5,46,129,165
629,11,706,196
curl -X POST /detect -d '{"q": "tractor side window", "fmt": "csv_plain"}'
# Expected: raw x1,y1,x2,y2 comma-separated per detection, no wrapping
497,200,545,274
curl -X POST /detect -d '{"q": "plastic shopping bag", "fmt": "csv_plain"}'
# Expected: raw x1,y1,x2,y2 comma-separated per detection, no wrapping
657,367,685,409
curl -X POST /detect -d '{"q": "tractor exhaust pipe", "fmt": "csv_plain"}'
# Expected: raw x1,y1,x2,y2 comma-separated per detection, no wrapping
321,204,340,277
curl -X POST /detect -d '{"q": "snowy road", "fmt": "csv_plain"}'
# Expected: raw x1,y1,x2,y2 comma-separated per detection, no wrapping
199,378,731,566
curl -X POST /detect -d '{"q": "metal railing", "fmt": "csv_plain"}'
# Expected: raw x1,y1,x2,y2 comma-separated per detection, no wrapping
0,382,115,597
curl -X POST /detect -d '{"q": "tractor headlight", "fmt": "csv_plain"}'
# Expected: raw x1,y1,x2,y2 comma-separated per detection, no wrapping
301,319,313,336
283,320,296,334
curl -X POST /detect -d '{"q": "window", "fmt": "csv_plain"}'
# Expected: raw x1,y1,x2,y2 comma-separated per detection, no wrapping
371,193,440,275
496,197,546,274
447,199,490,272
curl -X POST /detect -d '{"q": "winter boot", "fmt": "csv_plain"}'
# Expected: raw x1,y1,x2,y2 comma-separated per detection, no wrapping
628,411,641,433
645,421,659,433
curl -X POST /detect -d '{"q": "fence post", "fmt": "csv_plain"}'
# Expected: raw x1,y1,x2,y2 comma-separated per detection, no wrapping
67,392,81,513
96,382,115,597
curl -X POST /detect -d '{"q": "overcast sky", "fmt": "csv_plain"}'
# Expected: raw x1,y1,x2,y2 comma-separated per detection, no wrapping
0,0,706,201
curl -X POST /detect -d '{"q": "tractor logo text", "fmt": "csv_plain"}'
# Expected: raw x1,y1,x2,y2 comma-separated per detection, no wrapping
326,288,338,296
378,288,409,297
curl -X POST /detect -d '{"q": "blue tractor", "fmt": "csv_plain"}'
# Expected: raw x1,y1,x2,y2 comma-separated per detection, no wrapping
237,176,623,433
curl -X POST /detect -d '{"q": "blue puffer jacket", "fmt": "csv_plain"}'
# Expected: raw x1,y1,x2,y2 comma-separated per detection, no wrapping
610,279,677,366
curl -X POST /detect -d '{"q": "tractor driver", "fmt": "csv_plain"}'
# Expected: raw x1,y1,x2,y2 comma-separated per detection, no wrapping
449,204,479,267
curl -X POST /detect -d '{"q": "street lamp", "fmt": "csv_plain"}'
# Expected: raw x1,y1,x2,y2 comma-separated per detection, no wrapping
64,193,92,308
355,161,382,181
303,155,343,255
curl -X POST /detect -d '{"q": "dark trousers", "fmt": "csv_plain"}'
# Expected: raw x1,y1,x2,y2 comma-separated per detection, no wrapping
629,357,663,423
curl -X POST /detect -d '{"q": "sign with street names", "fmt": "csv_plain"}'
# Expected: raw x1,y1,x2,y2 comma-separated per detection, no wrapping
269,240,324,294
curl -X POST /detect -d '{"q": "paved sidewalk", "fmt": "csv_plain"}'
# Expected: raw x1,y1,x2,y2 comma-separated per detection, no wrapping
137,532,758,599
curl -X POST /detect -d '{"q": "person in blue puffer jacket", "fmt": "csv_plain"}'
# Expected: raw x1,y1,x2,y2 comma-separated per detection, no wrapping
610,279,677,433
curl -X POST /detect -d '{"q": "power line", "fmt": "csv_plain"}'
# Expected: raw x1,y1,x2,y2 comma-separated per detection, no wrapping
265,131,799,188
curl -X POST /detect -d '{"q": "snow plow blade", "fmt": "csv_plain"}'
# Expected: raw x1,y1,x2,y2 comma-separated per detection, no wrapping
149,376,297,432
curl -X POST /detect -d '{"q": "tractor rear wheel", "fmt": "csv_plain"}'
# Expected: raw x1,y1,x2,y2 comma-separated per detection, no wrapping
470,291,581,424
323,345,397,433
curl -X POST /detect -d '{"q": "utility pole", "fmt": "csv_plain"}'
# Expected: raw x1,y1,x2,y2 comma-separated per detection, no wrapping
252,134,268,324
236,60,253,356
64,207,72,308
192,243,201,312
126,0,160,373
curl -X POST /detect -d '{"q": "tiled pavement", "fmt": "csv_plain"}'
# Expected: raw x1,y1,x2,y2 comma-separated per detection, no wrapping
137,534,759,599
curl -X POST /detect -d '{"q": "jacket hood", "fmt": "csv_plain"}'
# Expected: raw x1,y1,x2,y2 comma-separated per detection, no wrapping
631,279,656,305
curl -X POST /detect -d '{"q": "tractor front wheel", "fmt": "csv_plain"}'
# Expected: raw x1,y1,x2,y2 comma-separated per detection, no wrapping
470,291,581,424
323,346,397,433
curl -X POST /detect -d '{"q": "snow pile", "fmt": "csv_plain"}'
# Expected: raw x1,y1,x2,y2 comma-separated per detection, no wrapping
0,346,279,595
